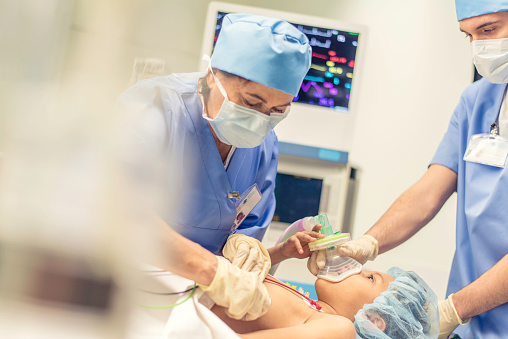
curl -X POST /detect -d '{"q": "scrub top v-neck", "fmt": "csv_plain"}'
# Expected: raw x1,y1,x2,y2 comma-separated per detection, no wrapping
117,74,278,254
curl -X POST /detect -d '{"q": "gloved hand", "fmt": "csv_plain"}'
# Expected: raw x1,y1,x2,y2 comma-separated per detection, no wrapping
307,249,326,276
307,234,379,276
336,234,379,265
438,294,471,339
199,257,271,321
222,234,271,280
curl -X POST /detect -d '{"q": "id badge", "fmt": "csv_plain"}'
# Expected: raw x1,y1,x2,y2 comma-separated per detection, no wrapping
230,184,262,233
463,133,508,168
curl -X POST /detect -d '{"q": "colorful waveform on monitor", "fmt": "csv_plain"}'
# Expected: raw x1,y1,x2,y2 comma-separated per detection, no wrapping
213,12,359,112
294,24,358,112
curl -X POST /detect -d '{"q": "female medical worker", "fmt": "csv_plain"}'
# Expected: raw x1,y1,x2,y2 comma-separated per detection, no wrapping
307,1,508,338
117,13,312,321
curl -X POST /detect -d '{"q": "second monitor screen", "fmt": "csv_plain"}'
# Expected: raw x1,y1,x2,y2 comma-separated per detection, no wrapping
273,173,322,223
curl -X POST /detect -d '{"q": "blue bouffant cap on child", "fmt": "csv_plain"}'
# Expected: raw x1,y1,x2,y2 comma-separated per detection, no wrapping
354,267,439,339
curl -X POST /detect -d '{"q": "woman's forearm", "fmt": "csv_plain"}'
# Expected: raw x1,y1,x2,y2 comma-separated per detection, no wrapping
156,216,217,285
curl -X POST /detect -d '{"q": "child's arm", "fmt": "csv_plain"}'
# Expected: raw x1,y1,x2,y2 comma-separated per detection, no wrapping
268,228,324,266
239,313,356,339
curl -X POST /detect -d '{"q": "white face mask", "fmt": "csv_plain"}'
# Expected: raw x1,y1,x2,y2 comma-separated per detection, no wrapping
202,67,290,148
472,38,508,84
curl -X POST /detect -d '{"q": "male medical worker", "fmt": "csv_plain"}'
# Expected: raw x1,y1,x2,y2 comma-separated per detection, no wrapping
308,1,508,338
117,14,311,320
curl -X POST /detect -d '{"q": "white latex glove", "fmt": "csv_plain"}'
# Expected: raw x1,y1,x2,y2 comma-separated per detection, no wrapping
222,234,271,280
438,294,471,339
199,257,271,321
307,249,326,276
336,234,379,265
307,234,379,275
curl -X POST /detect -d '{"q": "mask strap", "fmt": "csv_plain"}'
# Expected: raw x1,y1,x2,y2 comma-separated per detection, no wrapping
202,55,230,101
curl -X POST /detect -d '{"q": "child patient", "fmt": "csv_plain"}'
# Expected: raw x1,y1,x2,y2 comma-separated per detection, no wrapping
211,234,439,339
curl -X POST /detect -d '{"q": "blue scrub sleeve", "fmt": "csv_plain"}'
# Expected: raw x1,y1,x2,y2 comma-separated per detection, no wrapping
115,80,170,155
235,136,278,241
429,100,462,174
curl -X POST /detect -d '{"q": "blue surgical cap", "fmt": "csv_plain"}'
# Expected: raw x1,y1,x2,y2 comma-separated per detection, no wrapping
456,0,508,21
210,13,312,96
354,267,439,339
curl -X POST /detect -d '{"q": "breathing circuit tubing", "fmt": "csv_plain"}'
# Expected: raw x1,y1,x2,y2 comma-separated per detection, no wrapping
268,216,320,275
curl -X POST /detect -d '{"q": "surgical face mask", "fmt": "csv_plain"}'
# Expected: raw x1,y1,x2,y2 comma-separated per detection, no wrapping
472,38,508,84
202,67,290,148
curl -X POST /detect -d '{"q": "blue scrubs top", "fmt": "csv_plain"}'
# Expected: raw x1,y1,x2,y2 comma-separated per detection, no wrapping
431,78,508,339
117,74,277,254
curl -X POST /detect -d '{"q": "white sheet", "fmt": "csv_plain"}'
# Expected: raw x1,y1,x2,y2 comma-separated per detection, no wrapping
126,266,240,339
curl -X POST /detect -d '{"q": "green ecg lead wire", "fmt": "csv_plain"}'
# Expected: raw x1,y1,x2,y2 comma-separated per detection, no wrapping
137,283,197,309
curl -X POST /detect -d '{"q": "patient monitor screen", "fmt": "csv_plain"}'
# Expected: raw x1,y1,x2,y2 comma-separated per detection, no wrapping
273,173,322,223
211,12,360,113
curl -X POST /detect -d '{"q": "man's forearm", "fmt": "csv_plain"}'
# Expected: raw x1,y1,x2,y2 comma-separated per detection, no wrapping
366,165,457,254
366,187,436,254
453,253,508,320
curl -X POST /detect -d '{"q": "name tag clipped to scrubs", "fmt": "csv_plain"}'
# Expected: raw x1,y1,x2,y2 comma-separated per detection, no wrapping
463,133,508,168
230,184,262,233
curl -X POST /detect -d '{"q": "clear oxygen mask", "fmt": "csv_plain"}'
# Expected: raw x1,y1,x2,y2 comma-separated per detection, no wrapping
308,214,362,282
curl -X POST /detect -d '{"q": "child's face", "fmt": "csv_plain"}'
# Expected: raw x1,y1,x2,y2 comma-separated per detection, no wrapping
315,270,394,321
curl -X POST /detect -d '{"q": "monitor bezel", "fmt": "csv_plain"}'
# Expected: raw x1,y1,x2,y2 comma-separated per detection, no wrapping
200,1,368,116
